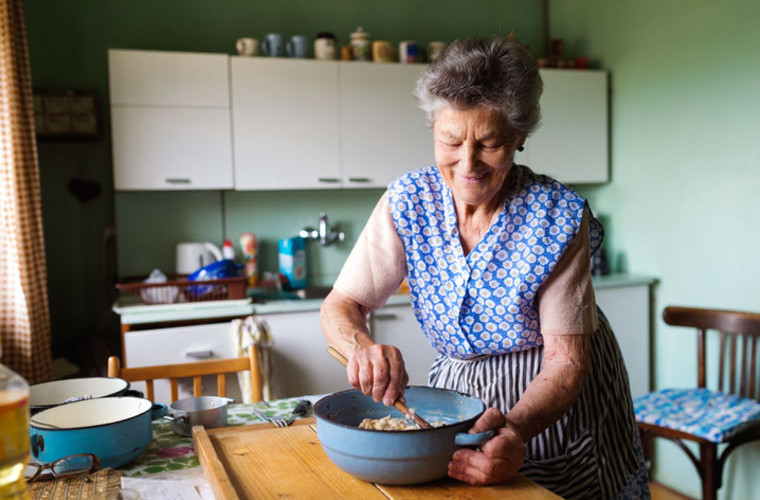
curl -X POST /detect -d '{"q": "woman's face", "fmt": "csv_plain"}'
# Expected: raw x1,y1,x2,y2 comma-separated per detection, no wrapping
433,106,524,208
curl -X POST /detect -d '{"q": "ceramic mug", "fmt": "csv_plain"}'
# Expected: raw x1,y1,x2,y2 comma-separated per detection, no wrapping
262,33,285,57
399,40,422,63
314,33,338,60
372,40,394,63
286,35,310,58
236,37,260,56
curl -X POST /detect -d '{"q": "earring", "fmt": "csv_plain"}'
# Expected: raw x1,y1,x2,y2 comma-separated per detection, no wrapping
517,146,524,152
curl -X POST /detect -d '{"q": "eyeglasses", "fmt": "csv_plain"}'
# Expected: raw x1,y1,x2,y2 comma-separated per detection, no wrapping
24,453,100,483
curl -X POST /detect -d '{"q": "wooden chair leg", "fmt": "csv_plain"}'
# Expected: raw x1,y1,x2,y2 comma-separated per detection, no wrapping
637,427,653,471
700,442,718,500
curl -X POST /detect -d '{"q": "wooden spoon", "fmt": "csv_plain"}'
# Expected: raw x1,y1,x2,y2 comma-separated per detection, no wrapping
327,346,432,429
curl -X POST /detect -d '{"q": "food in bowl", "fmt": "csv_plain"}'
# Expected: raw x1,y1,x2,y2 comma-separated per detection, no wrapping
359,415,416,430
359,414,445,430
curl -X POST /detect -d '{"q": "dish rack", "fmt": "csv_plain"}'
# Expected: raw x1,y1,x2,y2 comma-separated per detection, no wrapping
115,276,248,305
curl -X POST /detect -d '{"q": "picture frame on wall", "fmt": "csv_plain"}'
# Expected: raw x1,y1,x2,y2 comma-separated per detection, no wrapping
33,89,99,140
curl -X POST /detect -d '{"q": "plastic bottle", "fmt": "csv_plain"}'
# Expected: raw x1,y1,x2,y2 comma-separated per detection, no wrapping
239,233,258,287
222,239,236,261
0,355,31,500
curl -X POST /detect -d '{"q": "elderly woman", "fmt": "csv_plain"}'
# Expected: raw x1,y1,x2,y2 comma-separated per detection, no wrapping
320,35,649,499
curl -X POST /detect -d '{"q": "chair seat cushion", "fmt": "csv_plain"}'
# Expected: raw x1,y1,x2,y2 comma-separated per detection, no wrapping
633,388,760,443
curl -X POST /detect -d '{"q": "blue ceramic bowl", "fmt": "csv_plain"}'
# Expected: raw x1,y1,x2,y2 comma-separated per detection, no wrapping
314,386,493,485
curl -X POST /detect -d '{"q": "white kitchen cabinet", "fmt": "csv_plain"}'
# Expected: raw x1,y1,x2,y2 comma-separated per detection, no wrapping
594,280,653,399
514,69,609,184
108,49,234,190
123,321,241,404
370,304,439,386
261,310,350,398
230,58,342,190
339,63,434,188
230,59,433,190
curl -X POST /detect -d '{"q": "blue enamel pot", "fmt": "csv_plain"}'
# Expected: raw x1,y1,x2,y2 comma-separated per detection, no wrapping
29,397,167,468
314,386,494,485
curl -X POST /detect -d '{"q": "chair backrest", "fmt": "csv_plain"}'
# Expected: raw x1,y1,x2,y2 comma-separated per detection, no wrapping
107,344,262,403
663,306,760,400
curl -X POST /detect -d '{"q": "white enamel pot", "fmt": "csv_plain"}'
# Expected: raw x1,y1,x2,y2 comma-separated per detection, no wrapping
29,397,167,468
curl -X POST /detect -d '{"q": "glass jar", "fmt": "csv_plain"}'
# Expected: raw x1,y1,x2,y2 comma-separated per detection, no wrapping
349,27,372,61
0,358,30,500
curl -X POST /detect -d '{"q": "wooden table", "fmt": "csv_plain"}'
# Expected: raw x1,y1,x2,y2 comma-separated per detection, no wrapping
193,418,562,499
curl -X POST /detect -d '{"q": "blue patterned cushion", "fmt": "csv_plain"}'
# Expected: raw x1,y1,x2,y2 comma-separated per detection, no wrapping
633,388,760,443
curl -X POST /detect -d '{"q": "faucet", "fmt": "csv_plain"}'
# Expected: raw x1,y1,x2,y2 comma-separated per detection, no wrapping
299,212,345,246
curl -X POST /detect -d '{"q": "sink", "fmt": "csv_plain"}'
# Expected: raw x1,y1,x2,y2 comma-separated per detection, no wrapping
294,286,333,299
247,286,333,302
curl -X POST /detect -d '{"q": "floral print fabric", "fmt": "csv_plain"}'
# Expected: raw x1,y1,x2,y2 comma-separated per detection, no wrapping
388,165,599,359
634,388,760,442
120,398,312,477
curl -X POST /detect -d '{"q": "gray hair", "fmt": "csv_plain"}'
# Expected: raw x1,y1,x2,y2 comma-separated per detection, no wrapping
414,35,543,136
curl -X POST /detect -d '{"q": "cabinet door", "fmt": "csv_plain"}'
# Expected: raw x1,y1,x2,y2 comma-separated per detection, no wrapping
262,310,350,398
231,58,342,190
339,63,435,188
515,69,608,184
108,49,230,106
108,49,233,190
123,322,241,404
111,106,233,190
594,285,650,399
371,304,438,386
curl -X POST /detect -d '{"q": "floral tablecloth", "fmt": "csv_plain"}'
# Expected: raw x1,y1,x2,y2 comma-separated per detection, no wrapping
120,397,316,477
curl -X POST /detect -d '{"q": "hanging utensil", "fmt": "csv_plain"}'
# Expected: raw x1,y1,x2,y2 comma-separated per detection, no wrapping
327,347,432,429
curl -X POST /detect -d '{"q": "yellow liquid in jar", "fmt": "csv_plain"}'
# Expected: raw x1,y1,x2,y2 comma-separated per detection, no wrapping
0,390,30,500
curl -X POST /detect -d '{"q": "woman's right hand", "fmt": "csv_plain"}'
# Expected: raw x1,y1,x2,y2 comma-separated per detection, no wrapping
347,343,409,406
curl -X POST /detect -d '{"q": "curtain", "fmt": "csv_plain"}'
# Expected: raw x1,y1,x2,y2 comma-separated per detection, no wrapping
0,0,53,383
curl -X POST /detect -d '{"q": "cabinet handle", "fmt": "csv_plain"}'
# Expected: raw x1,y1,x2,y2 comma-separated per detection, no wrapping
165,178,192,184
317,177,341,184
373,313,397,321
184,349,213,359
347,177,371,183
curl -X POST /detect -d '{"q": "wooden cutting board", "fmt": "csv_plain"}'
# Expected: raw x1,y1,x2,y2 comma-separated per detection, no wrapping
193,418,562,499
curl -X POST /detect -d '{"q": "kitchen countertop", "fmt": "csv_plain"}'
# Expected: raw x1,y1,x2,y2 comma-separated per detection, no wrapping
113,273,657,326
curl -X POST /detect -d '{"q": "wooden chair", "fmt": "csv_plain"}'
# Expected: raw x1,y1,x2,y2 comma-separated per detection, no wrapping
634,306,760,500
108,344,262,403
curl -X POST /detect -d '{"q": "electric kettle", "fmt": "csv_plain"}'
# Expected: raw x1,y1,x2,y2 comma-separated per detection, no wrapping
175,242,223,275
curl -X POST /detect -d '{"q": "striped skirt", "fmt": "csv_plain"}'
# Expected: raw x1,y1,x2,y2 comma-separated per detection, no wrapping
427,309,650,500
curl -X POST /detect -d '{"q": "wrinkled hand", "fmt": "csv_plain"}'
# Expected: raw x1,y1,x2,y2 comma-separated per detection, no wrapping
448,408,525,485
347,343,409,406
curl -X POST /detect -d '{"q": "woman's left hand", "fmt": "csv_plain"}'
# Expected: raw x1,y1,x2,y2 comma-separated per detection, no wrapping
447,408,525,485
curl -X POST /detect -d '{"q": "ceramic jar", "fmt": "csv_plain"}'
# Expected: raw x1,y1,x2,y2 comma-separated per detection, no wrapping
314,32,338,60
350,27,371,61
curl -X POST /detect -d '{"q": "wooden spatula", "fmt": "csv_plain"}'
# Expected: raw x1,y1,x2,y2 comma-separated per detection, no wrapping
327,346,432,429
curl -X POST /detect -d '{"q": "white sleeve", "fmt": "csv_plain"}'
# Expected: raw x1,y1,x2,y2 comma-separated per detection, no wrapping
333,192,407,310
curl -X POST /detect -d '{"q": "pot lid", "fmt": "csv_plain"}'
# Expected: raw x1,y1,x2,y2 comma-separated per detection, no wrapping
29,377,129,408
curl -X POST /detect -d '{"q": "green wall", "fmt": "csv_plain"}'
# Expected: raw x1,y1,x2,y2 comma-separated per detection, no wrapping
550,1,760,498
25,0,545,348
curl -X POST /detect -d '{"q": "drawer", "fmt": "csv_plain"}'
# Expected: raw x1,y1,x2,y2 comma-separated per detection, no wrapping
123,322,241,404
124,322,238,366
